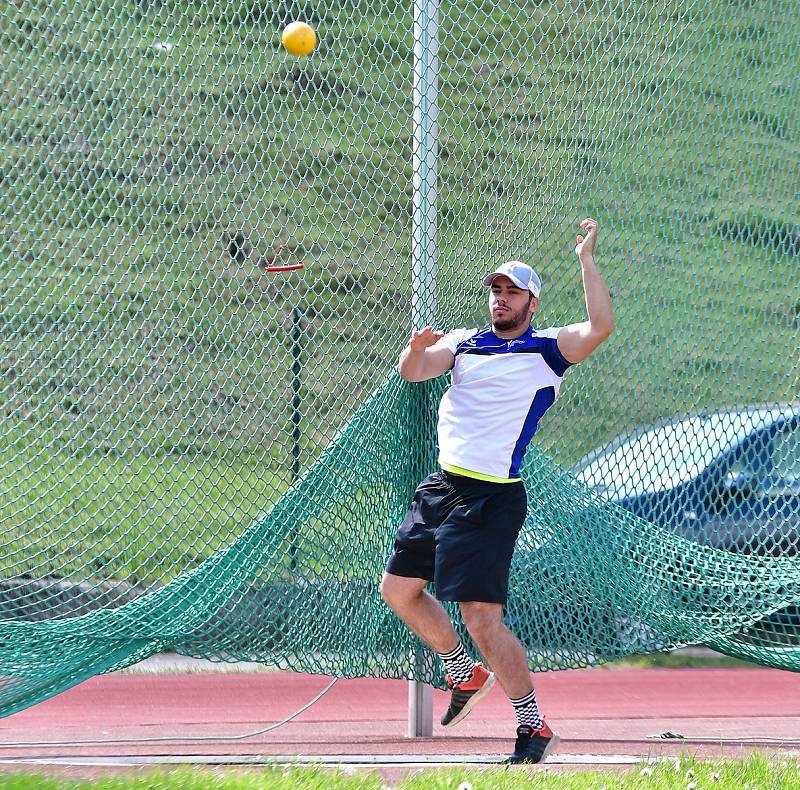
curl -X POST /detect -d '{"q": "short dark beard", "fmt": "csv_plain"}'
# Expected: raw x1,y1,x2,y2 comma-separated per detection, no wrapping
491,294,534,332
492,313,527,331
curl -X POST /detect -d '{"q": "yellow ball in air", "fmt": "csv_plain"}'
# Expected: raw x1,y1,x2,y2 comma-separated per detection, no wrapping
281,21,317,57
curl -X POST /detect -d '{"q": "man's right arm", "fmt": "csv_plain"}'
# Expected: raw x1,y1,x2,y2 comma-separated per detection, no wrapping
398,326,455,382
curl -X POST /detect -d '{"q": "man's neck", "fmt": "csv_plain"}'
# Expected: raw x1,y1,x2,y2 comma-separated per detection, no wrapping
491,323,531,341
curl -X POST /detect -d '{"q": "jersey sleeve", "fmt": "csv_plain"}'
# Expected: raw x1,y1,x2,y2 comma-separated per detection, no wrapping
437,327,477,354
537,327,573,377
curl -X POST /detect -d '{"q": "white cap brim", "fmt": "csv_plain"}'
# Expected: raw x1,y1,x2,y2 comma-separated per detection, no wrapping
482,271,526,289
482,270,540,297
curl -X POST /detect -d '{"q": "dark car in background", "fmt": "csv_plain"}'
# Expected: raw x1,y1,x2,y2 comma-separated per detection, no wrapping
572,404,800,557
571,404,800,645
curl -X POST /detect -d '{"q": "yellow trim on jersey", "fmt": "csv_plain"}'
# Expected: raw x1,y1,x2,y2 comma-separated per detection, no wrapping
439,461,521,484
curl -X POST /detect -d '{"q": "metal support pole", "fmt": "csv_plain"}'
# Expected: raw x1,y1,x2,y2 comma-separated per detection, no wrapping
291,306,302,483
412,0,439,328
407,674,434,738
289,306,302,571
408,0,439,739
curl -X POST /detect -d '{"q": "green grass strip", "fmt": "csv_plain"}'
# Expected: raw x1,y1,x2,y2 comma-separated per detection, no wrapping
1,754,799,790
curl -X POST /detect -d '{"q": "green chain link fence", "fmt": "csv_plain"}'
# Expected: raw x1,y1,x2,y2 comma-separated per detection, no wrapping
0,0,798,718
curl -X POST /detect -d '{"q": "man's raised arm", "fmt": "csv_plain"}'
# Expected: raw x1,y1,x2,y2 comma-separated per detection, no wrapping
556,217,615,365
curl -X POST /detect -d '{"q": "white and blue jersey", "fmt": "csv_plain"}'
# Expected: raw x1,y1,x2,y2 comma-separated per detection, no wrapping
436,326,572,482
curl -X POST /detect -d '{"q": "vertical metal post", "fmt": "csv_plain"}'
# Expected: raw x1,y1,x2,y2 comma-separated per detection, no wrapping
407,670,433,738
289,306,302,571
412,0,439,327
408,0,439,739
291,306,302,483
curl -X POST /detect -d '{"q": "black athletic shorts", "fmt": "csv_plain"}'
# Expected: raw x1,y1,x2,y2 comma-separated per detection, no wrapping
385,470,528,604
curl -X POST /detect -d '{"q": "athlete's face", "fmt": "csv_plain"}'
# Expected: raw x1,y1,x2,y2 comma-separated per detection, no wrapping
488,276,537,332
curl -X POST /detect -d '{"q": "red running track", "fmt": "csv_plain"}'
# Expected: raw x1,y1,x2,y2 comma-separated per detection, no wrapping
0,667,799,775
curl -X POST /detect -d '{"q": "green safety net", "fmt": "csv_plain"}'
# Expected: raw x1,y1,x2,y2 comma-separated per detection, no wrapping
1,0,798,718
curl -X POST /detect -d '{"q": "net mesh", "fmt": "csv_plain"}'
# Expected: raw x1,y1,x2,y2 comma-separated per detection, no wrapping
1,0,798,717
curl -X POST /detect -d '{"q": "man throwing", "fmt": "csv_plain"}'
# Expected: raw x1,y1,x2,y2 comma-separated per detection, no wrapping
380,218,614,764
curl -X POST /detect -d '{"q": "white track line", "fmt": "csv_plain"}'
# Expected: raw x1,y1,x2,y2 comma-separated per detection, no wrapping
0,754,662,767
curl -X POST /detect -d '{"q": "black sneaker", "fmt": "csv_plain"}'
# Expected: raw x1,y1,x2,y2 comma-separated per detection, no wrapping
503,721,559,764
440,662,496,726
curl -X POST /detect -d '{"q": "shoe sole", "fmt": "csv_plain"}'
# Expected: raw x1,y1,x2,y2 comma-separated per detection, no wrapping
501,731,561,765
441,671,496,727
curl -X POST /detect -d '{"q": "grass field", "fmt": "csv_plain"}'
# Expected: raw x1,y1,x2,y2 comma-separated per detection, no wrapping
1,755,800,790
1,0,797,582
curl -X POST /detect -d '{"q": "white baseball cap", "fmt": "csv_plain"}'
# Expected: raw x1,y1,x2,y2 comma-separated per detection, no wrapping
482,261,541,298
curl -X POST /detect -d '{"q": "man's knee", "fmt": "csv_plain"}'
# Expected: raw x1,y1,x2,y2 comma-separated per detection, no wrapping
379,573,397,605
460,601,503,645
380,573,425,610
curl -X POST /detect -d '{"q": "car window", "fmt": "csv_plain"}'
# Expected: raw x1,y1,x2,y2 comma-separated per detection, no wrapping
575,413,773,496
576,421,719,494
726,430,771,484
772,424,800,483
727,455,760,479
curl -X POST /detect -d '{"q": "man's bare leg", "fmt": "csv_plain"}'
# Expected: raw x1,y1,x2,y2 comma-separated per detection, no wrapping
380,573,459,654
460,601,532,698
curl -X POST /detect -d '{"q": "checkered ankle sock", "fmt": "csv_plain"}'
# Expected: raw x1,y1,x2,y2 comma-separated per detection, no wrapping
437,641,476,686
511,689,544,730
